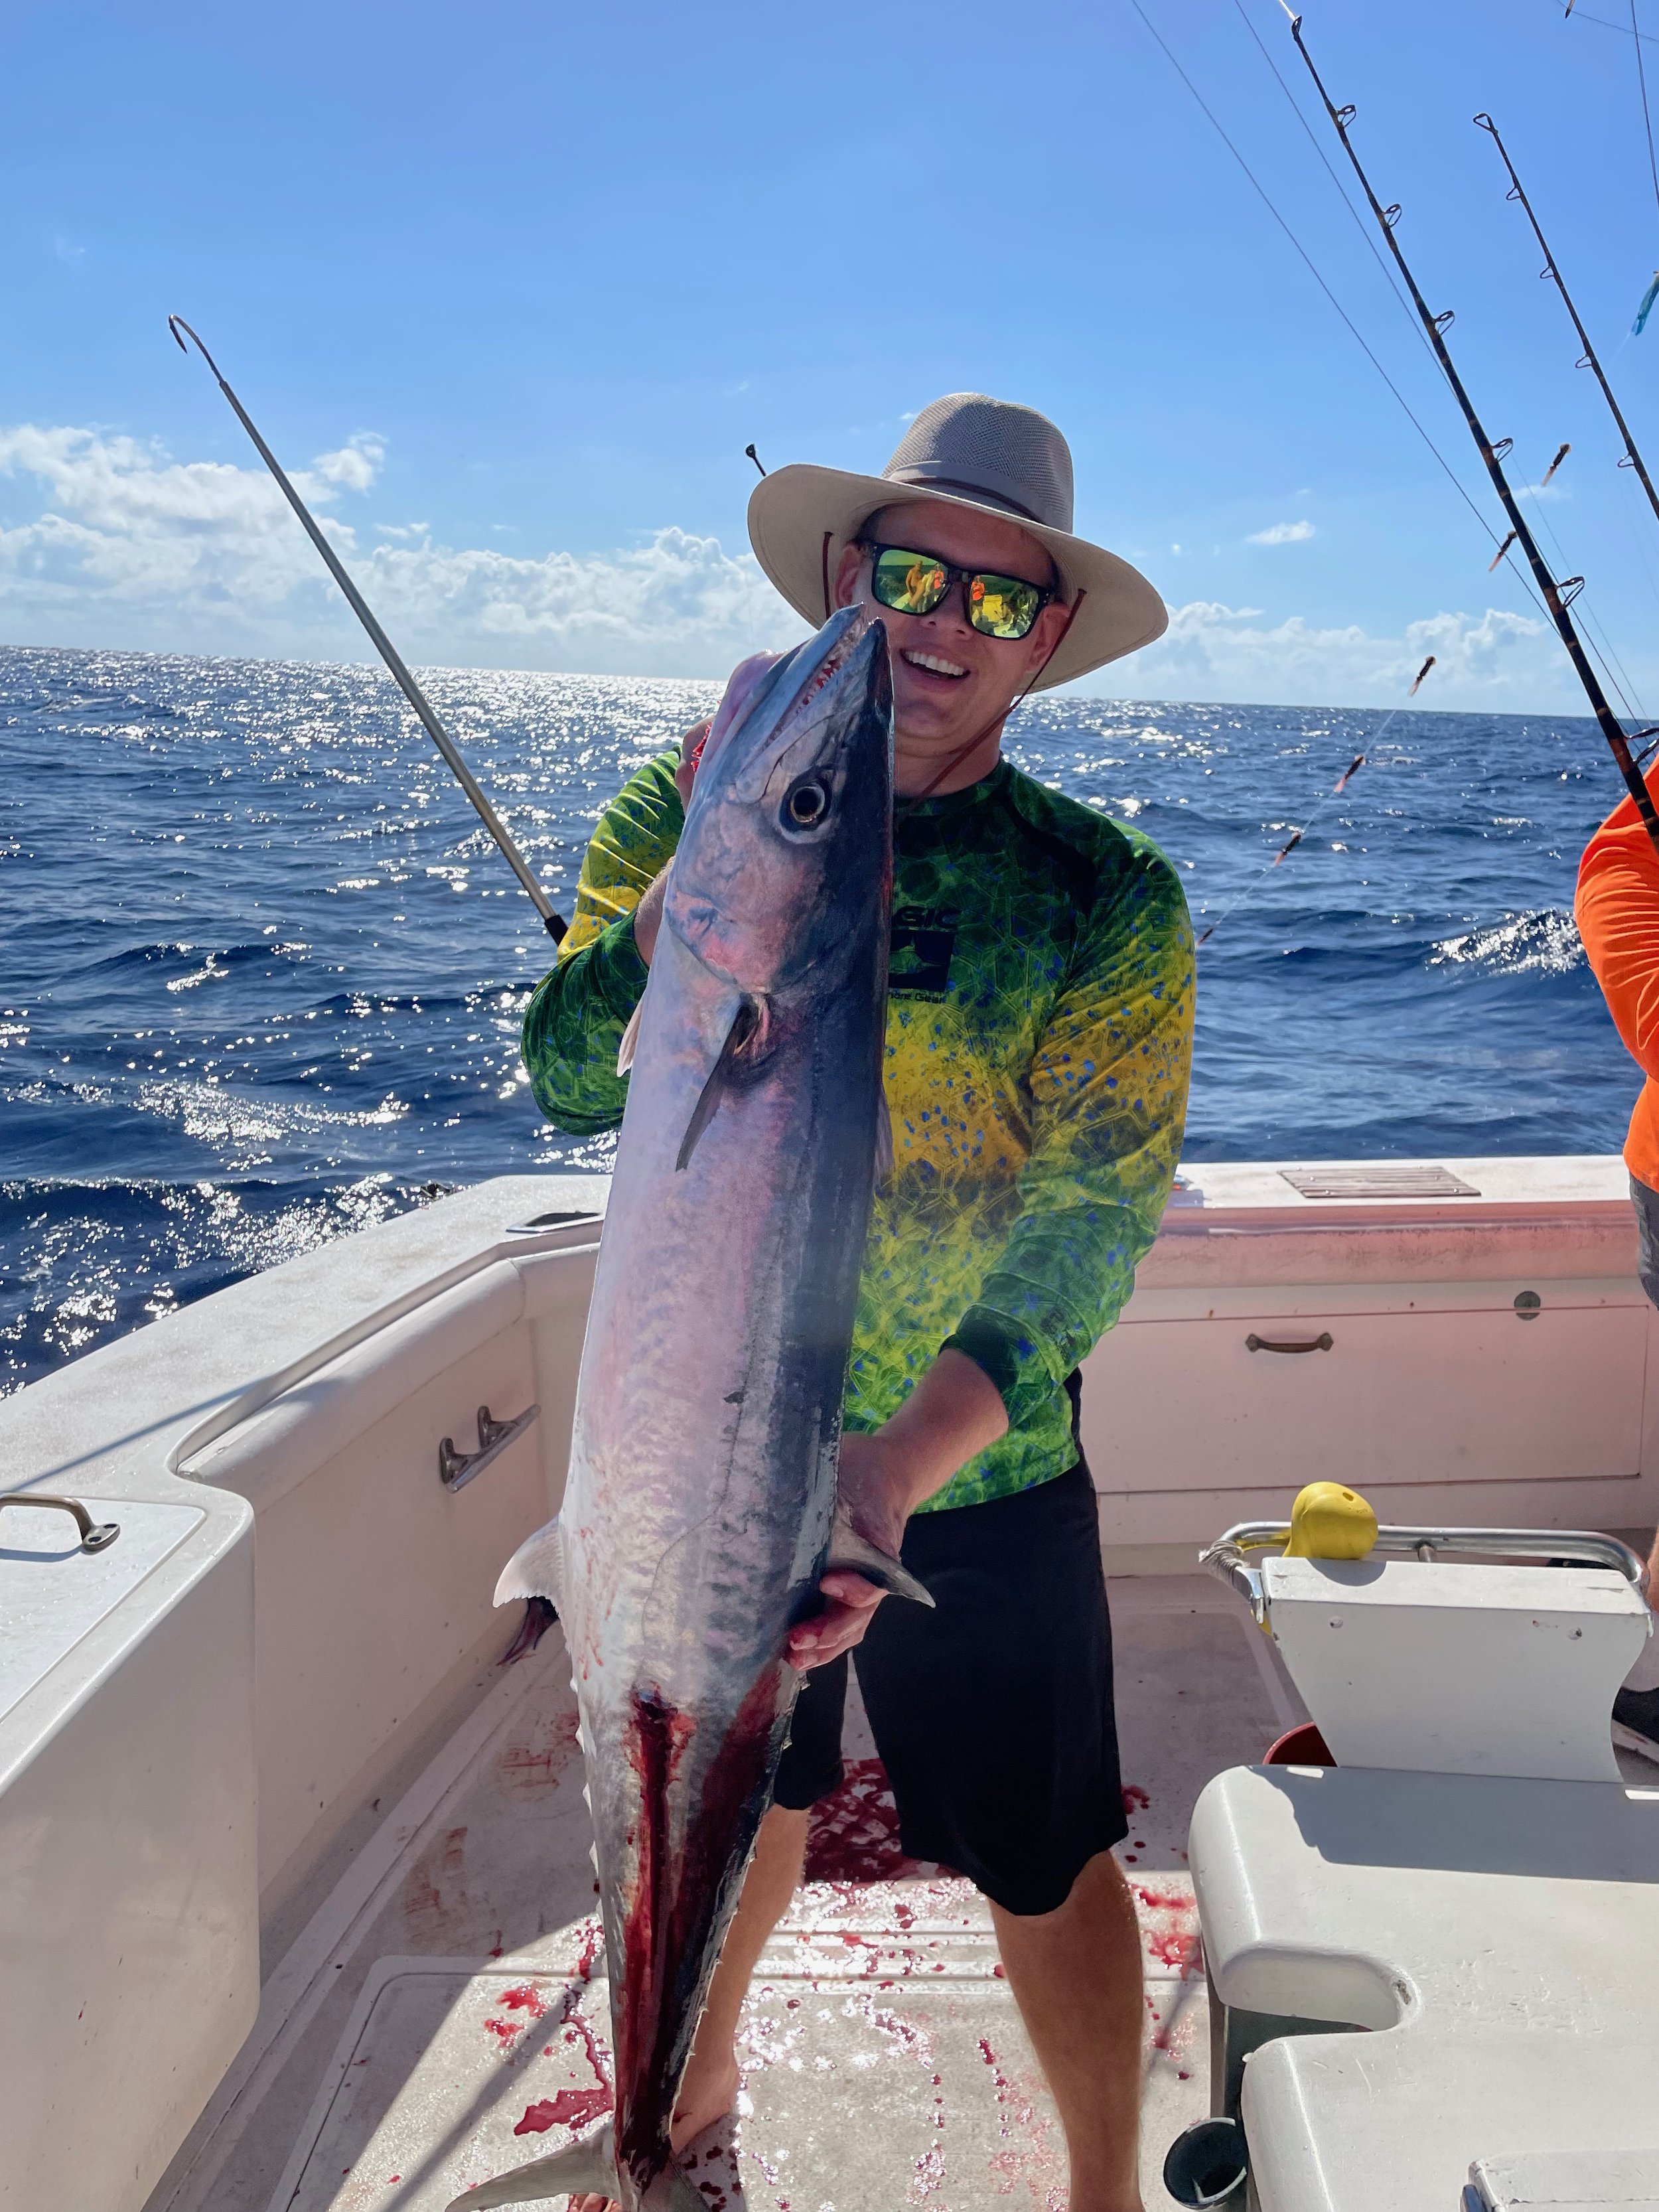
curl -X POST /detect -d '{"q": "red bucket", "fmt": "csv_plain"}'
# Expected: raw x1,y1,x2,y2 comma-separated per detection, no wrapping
1264,1721,1334,1765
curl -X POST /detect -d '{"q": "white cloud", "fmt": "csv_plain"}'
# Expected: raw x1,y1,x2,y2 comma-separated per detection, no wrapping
312,433,385,490
1104,597,1564,710
0,418,1610,707
1247,519,1316,546
0,419,807,677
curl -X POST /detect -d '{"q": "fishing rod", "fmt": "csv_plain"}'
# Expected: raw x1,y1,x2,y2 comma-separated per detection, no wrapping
168,315,565,940
1196,655,1435,948
1474,112,1659,531
1286,17,1659,857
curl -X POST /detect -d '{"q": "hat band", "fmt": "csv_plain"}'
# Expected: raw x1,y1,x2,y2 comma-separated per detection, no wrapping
879,469,1047,527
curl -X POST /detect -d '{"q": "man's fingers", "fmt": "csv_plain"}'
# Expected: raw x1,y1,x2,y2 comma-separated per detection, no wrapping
818,1569,885,1610
785,1574,887,1668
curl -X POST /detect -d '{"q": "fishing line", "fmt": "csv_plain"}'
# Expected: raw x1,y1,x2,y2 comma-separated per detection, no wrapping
1232,0,1453,384
1127,0,1557,637
1548,0,1659,40
169,315,565,940
1196,655,1435,948
1635,0,1659,219
1287,17,1659,854
1512,463,1650,720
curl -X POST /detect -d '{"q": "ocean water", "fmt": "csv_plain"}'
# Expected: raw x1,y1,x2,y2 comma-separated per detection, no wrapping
0,643,1640,1394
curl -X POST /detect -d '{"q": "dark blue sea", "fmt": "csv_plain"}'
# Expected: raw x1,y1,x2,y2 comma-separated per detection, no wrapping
0,643,1640,1394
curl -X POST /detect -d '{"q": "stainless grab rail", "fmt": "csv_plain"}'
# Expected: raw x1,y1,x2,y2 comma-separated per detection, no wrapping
0,1493,120,1552
1202,1520,1648,1625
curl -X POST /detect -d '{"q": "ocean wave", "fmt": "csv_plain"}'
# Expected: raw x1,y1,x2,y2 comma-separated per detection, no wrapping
1427,908,1585,978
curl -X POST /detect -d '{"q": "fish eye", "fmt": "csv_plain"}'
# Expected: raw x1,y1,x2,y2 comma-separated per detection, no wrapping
782,778,830,830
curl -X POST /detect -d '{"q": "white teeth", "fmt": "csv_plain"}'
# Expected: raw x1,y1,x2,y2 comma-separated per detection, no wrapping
903,650,968,678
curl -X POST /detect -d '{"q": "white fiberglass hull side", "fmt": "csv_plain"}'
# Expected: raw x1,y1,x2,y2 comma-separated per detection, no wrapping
0,1155,1651,2207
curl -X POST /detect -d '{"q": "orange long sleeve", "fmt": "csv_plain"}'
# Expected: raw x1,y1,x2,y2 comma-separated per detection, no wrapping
1575,771,1659,1186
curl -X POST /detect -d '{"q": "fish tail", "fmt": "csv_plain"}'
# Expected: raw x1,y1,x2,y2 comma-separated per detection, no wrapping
443,2121,709,2212
445,2120,618,2209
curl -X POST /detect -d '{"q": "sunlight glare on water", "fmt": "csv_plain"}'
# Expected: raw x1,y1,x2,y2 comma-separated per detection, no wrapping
0,644,1638,1390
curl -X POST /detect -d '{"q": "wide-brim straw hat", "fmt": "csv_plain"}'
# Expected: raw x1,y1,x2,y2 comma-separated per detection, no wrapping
747,392,1167,693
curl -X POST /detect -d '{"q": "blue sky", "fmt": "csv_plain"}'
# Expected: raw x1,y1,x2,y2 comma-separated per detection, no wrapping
7,0,1659,709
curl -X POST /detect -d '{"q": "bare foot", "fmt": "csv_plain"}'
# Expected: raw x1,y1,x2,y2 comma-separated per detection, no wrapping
565,2059,743,2212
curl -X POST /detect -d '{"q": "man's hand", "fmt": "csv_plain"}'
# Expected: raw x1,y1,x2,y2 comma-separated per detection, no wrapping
785,1349,1009,1669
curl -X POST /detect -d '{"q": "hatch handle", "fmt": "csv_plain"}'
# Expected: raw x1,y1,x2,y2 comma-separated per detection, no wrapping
1246,1332,1334,1355
0,1494,121,1552
440,1404,540,1493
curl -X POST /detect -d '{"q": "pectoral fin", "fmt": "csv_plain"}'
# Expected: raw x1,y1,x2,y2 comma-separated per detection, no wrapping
676,997,764,1171
445,2124,616,2211
875,1088,893,1183
494,1514,565,1613
826,1509,935,1608
616,997,644,1076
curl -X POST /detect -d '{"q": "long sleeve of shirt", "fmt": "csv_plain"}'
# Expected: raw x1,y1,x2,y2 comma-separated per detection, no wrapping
521,754,682,1135
1575,770,1659,1181
940,839,1194,1438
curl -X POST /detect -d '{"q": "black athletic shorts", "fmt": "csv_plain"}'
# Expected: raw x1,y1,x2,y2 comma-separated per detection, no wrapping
774,1459,1126,1916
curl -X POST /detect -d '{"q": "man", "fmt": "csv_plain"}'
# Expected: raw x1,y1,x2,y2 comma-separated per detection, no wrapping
523,394,1194,2212
1575,784,1659,1765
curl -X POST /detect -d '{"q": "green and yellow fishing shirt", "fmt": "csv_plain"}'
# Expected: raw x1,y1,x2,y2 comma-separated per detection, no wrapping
522,753,1194,1513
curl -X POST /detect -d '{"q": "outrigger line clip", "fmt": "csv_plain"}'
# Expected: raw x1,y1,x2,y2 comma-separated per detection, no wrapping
167,315,566,941
745,443,766,478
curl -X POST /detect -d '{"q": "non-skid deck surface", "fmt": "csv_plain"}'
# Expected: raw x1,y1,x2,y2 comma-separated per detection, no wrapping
152,1576,1303,2212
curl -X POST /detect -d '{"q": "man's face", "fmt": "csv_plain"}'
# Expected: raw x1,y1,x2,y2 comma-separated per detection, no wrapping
832,500,1071,759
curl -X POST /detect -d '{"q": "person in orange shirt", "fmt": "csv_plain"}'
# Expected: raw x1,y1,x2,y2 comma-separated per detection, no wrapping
1575,782,1659,1765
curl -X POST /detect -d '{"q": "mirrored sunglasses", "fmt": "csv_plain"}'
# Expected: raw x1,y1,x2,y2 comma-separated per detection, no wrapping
863,543,1054,642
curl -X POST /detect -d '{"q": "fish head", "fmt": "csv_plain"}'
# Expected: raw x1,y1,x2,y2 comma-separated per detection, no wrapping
665,607,893,995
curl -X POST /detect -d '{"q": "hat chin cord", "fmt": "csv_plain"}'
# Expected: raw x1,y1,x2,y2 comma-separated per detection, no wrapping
900,590,1086,805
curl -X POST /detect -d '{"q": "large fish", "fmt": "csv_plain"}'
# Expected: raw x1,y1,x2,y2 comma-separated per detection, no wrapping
455,606,930,2212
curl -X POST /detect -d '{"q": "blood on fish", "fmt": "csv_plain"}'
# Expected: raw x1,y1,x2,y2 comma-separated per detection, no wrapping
615,1672,783,2197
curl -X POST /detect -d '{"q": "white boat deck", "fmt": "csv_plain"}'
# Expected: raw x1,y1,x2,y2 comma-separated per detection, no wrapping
149,1574,1311,2212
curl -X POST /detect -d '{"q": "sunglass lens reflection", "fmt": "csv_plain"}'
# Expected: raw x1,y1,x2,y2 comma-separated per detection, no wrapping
871,548,950,616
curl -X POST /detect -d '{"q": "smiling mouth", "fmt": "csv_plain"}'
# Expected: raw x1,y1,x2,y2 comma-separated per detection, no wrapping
902,650,968,680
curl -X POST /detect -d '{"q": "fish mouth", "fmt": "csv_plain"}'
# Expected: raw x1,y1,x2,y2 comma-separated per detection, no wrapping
788,602,877,713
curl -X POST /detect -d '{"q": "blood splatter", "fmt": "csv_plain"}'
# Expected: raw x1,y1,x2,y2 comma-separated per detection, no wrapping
802,1758,927,1882
514,2087,614,2135
1121,1784,1150,1812
1147,1929,1203,1974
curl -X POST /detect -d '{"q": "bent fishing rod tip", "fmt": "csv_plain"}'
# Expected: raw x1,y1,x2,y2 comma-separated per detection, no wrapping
168,313,227,385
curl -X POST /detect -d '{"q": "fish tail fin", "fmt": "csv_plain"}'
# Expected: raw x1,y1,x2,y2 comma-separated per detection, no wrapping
827,1508,934,1607
445,2121,616,2209
443,2124,711,2212
494,1514,565,1613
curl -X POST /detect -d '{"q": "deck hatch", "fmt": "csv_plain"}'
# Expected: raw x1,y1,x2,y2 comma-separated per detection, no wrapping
1279,1165,1480,1200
